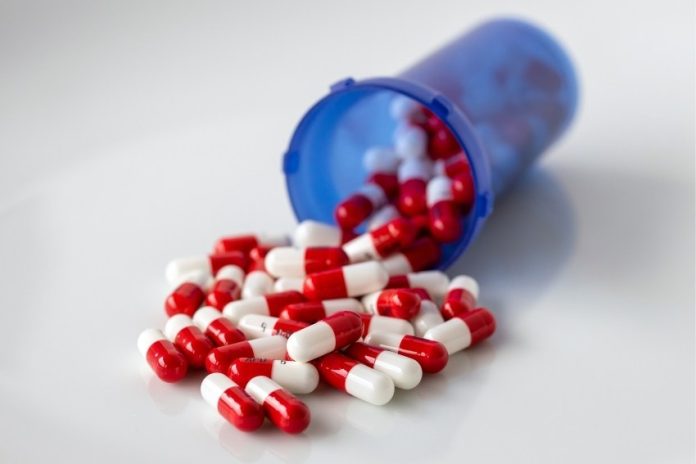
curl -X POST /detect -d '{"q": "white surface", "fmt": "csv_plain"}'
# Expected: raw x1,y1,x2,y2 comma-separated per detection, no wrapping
0,1,693,463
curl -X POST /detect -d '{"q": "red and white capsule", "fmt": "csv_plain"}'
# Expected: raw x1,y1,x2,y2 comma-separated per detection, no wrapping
345,342,422,390
164,270,208,317
205,265,244,310
441,275,479,319
394,125,427,159
424,308,496,354
397,157,433,216
292,220,355,248
380,237,441,275
367,204,400,231
314,352,395,405
342,218,419,262
359,314,414,338
228,359,319,394
165,251,247,286
164,314,214,368
193,306,246,346
302,261,389,301
364,332,448,374
213,233,289,256
279,298,364,324
286,311,363,362
137,328,188,382
334,182,389,230
427,176,462,243
273,277,303,293
452,172,475,210
223,290,306,323
265,247,350,278
361,289,422,320
245,376,311,434
238,314,308,339
385,270,450,299
410,299,445,337
205,335,287,374
242,270,274,299
247,246,272,272
201,373,264,432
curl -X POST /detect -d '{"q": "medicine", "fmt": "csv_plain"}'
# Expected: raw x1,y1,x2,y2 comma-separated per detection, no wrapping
427,176,462,243
279,298,364,324
223,291,306,323
242,270,274,299
367,204,400,231
137,328,188,382
364,332,448,374
165,270,208,317
363,147,400,174
425,308,495,354
302,261,389,301
228,359,319,394
451,172,475,209
342,218,419,262
427,126,460,160
313,352,394,405
380,237,441,275
397,158,432,216
359,314,414,338
292,220,354,248
248,246,272,272
334,182,389,230
286,311,362,362
193,306,246,346
245,376,311,434
394,125,427,159
410,300,445,337
165,251,247,286
213,233,289,255
441,275,479,319
265,247,350,278
205,335,287,374
385,270,450,299
238,314,308,339
164,314,213,368
273,277,303,293
201,373,265,432
345,342,422,390
361,289,422,320
390,95,421,121
205,265,244,310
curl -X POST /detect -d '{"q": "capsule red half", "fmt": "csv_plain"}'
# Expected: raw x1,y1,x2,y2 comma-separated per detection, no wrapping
441,275,479,320
164,314,214,368
201,373,265,432
205,265,244,310
451,173,475,211
364,332,448,374
335,183,388,230
342,218,419,262
427,176,462,243
165,271,207,317
213,233,288,255
362,289,422,320
193,306,246,346
245,377,311,434
205,336,287,373
137,329,188,382
427,127,460,160
396,158,432,216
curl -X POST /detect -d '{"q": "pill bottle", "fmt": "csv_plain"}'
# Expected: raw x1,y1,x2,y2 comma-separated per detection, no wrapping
283,18,579,268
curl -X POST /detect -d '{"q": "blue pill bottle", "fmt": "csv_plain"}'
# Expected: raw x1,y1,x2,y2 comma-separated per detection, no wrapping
283,18,579,269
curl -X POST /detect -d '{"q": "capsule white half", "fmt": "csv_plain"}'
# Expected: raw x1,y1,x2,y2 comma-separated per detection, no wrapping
424,318,472,354
373,351,422,390
345,364,395,406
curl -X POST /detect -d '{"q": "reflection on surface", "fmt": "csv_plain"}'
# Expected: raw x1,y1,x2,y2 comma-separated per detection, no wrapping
139,363,191,415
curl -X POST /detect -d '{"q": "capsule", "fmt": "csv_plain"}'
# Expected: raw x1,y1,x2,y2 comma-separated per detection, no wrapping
427,176,462,243
245,376,311,434
396,158,433,216
410,300,445,337
279,298,364,324
238,314,309,339
363,147,400,174
228,359,319,394
342,218,419,263
247,246,272,272
364,332,448,374
390,95,422,121
367,204,400,231
314,352,394,405
273,277,304,293
441,275,479,319
265,247,350,278
292,220,355,248
361,289,422,320
286,311,362,362
359,314,414,338
193,306,246,346
302,261,388,301
223,291,306,323
424,308,496,354
201,373,264,432
385,270,450,299
242,270,274,299
345,342,422,390
213,233,289,256
166,251,247,286
451,172,475,210
427,126,460,160
205,335,287,374
164,270,208,317
380,238,441,275
164,314,214,368
205,265,244,310
137,328,188,382
334,182,389,230
394,125,427,159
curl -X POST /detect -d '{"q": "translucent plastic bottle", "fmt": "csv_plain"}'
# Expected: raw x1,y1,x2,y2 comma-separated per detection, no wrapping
283,18,579,268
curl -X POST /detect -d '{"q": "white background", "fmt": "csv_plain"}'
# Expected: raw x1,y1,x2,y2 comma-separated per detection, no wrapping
0,1,693,463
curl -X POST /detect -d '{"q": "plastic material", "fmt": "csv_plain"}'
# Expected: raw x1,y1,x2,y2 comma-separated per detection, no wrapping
284,19,578,268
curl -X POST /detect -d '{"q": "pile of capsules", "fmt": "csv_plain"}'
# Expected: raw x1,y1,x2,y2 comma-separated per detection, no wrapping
137,96,496,435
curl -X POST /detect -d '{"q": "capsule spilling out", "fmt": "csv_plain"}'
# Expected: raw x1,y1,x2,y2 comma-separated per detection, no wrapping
345,342,422,390
362,289,422,320
265,247,350,278
193,306,246,346
248,246,272,272
223,291,306,323
359,314,414,338
165,251,247,286
201,373,264,432
137,329,188,382
293,220,355,248
280,298,364,324
228,359,319,394
342,218,419,262
334,182,389,230
205,265,244,310
164,314,214,368
313,352,395,405
238,314,308,339
213,233,289,256
380,238,441,275
427,176,462,243
286,311,363,362
245,376,311,434
441,275,479,319
385,270,450,299
424,308,495,354
410,300,445,337
364,332,448,374
367,204,400,231
205,335,287,374
164,271,208,317
242,270,275,299
302,261,389,301
397,158,433,216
